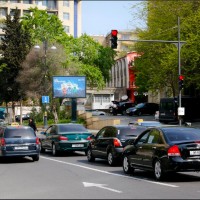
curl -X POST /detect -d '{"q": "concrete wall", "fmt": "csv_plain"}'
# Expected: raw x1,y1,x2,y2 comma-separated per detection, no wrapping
78,111,120,130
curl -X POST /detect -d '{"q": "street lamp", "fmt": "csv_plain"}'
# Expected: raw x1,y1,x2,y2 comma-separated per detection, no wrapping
34,40,57,128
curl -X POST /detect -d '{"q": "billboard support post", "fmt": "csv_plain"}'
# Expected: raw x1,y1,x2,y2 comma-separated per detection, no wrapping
71,98,77,122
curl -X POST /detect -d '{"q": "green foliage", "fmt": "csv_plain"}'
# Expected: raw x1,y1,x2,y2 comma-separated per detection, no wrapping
0,8,32,103
131,0,200,97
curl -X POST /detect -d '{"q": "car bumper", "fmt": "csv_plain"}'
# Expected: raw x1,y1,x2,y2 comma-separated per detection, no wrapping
165,157,200,172
0,147,40,157
56,141,89,152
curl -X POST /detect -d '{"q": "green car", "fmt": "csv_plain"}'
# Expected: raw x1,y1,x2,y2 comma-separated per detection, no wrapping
39,123,93,156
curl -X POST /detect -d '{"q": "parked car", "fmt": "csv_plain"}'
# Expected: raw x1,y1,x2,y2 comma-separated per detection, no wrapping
86,125,147,166
122,126,200,181
0,125,40,161
126,102,159,116
15,114,30,122
85,109,106,116
40,123,93,156
109,101,136,115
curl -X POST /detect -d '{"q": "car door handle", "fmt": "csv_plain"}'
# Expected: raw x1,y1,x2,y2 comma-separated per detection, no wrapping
152,147,156,149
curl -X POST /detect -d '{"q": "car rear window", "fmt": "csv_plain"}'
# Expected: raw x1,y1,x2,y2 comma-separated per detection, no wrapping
164,128,200,142
59,125,88,132
4,128,36,138
117,126,146,138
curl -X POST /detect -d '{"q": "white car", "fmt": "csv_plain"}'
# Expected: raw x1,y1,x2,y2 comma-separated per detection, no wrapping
86,109,106,116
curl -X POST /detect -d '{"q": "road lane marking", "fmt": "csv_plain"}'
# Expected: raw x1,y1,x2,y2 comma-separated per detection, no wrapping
83,182,122,193
41,156,179,188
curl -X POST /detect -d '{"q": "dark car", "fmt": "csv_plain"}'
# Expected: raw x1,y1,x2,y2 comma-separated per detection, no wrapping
126,102,159,116
122,126,200,181
15,114,30,122
40,123,93,156
86,125,147,166
109,101,136,115
0,125,40,161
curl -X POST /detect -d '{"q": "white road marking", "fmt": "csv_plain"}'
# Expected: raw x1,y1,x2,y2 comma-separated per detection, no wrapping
41,156,179,188
83,182,122,193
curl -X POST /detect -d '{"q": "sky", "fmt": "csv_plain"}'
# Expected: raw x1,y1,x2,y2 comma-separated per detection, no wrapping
82,1,144,36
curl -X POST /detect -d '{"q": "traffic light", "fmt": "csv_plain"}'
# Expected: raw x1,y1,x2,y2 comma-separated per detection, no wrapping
179,75,184,91
110,30,118,49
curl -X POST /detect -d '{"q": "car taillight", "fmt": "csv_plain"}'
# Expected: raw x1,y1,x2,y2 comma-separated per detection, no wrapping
58,136,68,141
86,136,92,140
36,137,40,145
0,138,5,146
113,138,122,147
168,145,181,156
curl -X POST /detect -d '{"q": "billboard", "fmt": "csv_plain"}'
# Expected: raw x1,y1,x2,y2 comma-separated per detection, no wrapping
52,76,86,98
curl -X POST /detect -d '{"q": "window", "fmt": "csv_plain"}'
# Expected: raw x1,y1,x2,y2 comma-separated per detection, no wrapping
63,12,69,20
147,130,162,144
63,0,69,7
0,8,7,17
11,0,20,3
96,128,106,139
104,127,117,137
23,10,31,15
64,25,70,33
23,0,32,4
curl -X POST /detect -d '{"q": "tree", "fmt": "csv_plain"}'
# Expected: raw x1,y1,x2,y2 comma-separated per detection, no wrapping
0,8,32,118
130,0,200,97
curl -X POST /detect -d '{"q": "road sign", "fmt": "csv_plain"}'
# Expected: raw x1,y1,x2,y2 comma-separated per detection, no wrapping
178,107,185,116
42,96,49,104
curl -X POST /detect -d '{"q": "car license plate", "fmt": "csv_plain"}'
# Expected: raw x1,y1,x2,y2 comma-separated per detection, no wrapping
14,146,28,150
72,144,84,147
190,150,200,155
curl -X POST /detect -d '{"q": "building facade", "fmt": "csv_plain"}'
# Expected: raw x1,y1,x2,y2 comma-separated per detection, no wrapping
0,0,81,38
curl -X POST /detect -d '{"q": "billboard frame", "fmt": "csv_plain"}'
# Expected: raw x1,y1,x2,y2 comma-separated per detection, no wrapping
52,76,86,98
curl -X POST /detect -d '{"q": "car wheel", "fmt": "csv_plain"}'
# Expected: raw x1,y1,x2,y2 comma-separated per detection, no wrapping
52,143,59,156
154,159,165,181
122,110,126,115
107,151,116,166
40,143,45,153
87,148,95,162
32,154,39,162
123,155,134,174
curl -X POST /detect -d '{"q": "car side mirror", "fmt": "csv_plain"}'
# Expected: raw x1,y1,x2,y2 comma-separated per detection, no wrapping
40,131,46,135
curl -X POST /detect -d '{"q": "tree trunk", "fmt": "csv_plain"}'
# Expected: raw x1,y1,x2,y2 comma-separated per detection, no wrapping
52,104,58,124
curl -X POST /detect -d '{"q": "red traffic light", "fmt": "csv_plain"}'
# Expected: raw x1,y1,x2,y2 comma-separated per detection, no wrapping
179,75,184,80
111,30,118,36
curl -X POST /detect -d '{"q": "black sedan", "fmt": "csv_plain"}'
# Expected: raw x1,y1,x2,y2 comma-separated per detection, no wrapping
87,125,147,166
122,126,200,181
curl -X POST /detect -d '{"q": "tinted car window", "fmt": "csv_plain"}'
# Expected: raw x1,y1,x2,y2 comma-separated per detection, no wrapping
163,128,200,142
4,128,35,138
117,126,147,139
104,127,117,137
59,125,88,132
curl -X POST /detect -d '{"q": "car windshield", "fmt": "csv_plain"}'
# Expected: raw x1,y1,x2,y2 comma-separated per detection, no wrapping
4,128,35,138
59,125,88,133
164,128,200,142
135,103,145,108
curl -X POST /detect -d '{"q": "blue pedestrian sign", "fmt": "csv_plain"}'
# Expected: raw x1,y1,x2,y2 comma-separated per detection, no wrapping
42,96,49,104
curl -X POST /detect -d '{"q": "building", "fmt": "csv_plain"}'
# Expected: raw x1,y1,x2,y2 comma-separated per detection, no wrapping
0,0,81,39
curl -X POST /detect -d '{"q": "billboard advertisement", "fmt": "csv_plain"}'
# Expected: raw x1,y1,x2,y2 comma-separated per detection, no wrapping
52,76,86,98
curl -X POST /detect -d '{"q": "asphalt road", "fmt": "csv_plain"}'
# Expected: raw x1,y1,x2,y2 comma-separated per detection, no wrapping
1,151,200,199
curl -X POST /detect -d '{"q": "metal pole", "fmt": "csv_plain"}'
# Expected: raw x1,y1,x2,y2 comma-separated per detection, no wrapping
178,17,182,126
44,40,48,128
